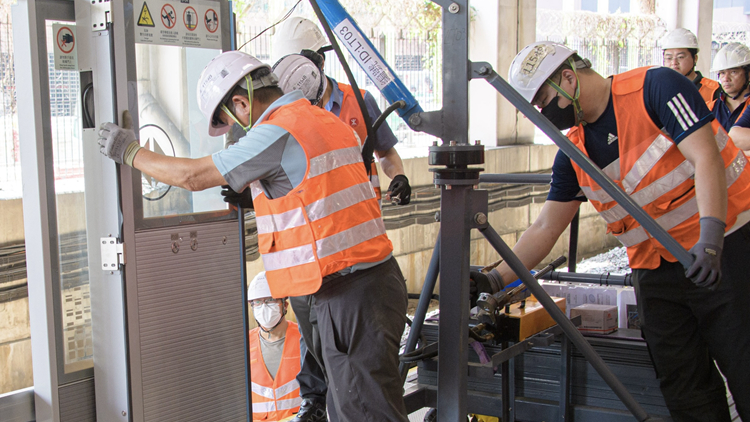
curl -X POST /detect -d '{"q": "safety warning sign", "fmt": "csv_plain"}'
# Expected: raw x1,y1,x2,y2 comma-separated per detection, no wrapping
137,2,155,27
53,24,78,71
134,0,221,49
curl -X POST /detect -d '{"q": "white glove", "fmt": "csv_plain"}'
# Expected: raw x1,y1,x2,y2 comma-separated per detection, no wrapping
97,110,141,166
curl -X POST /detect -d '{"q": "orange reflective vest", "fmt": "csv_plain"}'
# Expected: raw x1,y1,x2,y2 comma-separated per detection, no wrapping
696,75,721,104
250,98,393,297
338,82,382,203
568,66,750,269
249,322,302,422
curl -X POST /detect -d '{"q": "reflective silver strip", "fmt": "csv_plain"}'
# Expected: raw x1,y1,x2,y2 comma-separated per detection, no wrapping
602,158,620,180
316,218,387,259
308,146,363,179
621,135,672,194
726,150,747,184
615,196,699,247
276,397,303,411
715,128,729,151
252,401,276,412
251,382,275,400
370,174,380,189
580,185,613,203
305,182,376,222
250,181,264,200
598,160,695,224
261,244,315,271
256,208,307,234
275,379,300,399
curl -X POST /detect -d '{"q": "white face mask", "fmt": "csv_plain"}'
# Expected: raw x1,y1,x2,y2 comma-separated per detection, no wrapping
253,301,283,330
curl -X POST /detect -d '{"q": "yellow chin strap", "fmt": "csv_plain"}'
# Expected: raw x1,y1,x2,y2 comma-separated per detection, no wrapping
544,57,586,126
221,75,254,132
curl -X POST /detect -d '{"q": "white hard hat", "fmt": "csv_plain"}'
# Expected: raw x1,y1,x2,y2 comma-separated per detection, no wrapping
273,54,328,105
273,17,328,61
508,41,578,103
712,42,750,72
661,28,699,52
248,271,272,301
196,51,276,137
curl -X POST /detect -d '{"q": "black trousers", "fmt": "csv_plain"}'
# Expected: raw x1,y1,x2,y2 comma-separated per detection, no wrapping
313,257,409,422
288,294,340,421
632,222,750,422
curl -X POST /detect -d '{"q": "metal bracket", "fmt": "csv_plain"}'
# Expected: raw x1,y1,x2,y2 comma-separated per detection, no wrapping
91,0,112,32
100,237,125,270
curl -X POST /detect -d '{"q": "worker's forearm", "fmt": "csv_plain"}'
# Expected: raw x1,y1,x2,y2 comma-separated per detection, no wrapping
693,153,727,221
375,147,405,179
495,223,562,283
728,126,750,152
132,149,226,192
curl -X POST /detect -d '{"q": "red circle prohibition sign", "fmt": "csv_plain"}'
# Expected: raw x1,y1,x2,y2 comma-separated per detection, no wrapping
183,6,197,31
204,9,218,33
161,4,176,29
56,26,75,54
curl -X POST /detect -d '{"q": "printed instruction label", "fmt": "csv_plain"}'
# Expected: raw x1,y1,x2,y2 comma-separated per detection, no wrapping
334,18,394,90
53,24,78,71
134,0,221,49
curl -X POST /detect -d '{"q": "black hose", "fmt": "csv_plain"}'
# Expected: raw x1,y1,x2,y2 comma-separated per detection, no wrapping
372,100,405,133
82,83,94,128
308,0,376,175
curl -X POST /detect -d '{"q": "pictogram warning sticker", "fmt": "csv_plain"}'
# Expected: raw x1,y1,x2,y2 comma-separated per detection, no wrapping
53,24,78,70
138,1,155,27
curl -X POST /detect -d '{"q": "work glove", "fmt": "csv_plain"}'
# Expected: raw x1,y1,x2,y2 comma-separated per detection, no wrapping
386,174,411,205
221,185,254,210
685,217,725,291
97,110,141,166
469,269,505,306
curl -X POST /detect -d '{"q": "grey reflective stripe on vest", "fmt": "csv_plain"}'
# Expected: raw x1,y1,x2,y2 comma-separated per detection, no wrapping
603,159,620,180
275,379,300,399
581,130,730,206
251,382,275,400
262,244,316,271
308,146,362,179
621,134,672,194
256,207,308,234
253,401,276,413
277,397,303,411
598,160,695,224
316,218,387,259
250,181,264,200
615,151,747,247
305,182,376,222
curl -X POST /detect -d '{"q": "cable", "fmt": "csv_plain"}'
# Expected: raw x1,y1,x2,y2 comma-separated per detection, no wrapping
82,83,94,128
237,0,302,51
308,0,376,175
372,100,405,133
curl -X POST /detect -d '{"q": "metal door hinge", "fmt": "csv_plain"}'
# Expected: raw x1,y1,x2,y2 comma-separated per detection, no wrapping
91,0,112,32
101,237,125,270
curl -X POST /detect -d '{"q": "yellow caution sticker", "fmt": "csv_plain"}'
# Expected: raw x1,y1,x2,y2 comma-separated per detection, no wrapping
138,1,155,27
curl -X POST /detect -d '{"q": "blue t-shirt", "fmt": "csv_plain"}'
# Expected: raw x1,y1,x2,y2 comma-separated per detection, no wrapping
717,92,750,130
548,67,714,202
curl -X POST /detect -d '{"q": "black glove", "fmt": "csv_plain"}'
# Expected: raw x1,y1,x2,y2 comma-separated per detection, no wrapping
221,185,254,210
469,270,493,307
685,217,725,291
386,174,411,205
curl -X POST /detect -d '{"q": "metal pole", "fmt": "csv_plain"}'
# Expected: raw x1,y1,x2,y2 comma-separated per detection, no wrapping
479,173,551,184
479,224,655,422
238,207,252,421
400,233,441,382
540,271,633,286
568,211,580,273
473,65,694,269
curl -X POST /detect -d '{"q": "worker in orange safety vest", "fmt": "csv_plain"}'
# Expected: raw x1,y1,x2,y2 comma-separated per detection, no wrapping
96,50,409,422
470,41,750,422
247,271,302,422
661,28,721,104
